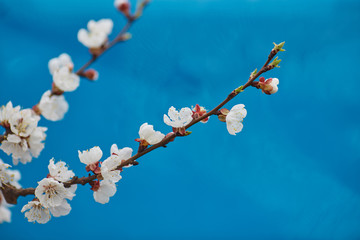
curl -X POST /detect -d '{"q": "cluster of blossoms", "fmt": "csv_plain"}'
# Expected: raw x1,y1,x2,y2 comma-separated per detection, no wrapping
0,102,47,165
0,159,21,223
21,159,76,223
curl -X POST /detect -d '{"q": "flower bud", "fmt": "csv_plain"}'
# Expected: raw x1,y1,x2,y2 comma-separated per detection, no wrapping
258,77,279,95
114,0,131,18
192,104,209,123
83,69,99,81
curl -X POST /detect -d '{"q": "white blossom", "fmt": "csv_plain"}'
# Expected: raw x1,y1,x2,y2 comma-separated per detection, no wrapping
77,19,113,48
35,178,75,208
0,102,20,125
267,78,279,94
21,201,51,224
48,158,74,182
93,180,117,204
0,127,47,165
49,199,71,217
0,134,31,165
0,192,11,224
0,159,21,188
163,106,193,128
38,90,69,121
9,109,40,138
138,123,165,145
53,66,80,92
110,144,133,168
226,104,247,135
78,146,103,165
48,53,73,75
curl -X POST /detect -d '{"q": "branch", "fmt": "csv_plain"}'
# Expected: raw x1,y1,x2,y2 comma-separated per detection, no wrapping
2,42,284,205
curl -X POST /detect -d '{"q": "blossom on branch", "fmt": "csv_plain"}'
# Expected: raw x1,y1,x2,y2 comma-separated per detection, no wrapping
48,53,73,75
77,19,113,49
53,67,80,92
0,159,21,188
258,77,279,95
9,109,40,138
21,200,51,224
48,158,75,182
137,123,165,146
93,180,117,204
0,102,20,127
0,103,47,165
38,90,69,121
192,104,209,123
110,144,133,168
78,146,103,173
226,104,247,135
35,178,76,208
163,106,193,128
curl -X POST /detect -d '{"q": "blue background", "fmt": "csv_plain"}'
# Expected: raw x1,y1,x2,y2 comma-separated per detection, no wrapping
1,0,360,239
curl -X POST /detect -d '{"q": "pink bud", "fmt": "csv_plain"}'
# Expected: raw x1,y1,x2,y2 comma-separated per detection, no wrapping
114,0,131,17
84,69,99,81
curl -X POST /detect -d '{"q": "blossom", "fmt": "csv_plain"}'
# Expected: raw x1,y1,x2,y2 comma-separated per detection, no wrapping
0,134,32,165
0,102,20,126
192,104,209,123
21,201,51,224
38,90,69,121
78,146,103,165
77,19,113,49
35,178,75,208
0,127,47,165
93,180,117,204
49,199,71,217
0,192,11,223
53,67,80,92
0,159,21,188
48,158,74,182
258,77,279,95
138,123,165,145
226,104,247,135
110,144,133,168
9,109,40,138
163,106,193,128
48,53,73,75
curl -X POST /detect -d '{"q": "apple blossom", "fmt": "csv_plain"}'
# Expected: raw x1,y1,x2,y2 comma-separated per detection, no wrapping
38,90,69,121
163,106,193,128
49,199,71,217
226,104,247,135
77,19,113,49
138,123,165,145
192,104,209,123
21,200,51,224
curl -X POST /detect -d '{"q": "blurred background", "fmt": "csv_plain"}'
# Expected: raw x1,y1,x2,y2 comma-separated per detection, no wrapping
1,0,360,239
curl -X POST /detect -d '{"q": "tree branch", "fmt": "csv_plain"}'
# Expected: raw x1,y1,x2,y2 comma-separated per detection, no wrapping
2,42,283,205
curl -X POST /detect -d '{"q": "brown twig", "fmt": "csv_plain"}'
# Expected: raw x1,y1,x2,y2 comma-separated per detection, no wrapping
2,42,283,205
